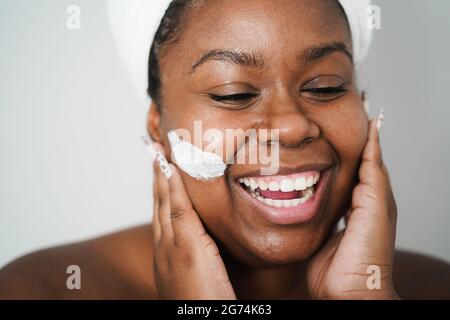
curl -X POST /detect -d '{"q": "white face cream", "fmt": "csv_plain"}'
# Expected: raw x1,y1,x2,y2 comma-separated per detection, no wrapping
167,131,227,180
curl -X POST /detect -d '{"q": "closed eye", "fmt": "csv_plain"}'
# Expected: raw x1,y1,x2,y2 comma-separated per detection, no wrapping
301,85,348,102
302,86,347,95
208,93,259,103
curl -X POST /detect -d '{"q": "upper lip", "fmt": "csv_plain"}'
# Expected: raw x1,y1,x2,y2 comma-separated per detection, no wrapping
234,162,335,180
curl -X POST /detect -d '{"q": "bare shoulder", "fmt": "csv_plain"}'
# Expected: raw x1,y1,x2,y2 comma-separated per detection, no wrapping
394,249,450,299
2,231,449,300
0,224,157,299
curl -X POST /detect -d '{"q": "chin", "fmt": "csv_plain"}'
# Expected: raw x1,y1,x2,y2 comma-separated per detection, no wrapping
217,227,329,267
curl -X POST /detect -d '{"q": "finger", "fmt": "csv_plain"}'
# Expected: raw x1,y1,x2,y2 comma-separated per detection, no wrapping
359,118,386,186
153,144,174,242
344,207,351,226
382,164,398,223
362,118,382,167
352,117,388,212
346,115,395,239
152,172,161,245
167,163,208,248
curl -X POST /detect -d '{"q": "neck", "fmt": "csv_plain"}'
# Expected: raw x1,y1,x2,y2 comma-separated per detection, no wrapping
221,248,310,299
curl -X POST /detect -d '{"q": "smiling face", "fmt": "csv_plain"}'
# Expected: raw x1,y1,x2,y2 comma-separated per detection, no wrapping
148,0,368,267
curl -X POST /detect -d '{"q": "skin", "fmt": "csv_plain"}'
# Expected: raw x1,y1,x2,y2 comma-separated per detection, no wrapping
153,0,363,269
1,0,450,299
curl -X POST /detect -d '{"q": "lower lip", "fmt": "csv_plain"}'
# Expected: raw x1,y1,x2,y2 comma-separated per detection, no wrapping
235,169,332,225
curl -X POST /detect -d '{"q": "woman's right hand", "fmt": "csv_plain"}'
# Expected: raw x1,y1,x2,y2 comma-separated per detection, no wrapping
151,142,236,300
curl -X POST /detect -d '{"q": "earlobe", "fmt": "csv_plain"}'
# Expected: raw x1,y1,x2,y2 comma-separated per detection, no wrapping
147,101,162,142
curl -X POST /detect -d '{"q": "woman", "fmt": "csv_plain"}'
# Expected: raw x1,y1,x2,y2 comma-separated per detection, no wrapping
1,0,449,299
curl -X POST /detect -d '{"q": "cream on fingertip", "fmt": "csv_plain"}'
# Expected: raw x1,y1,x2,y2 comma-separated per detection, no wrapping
142,136,172,179
155,152,172,179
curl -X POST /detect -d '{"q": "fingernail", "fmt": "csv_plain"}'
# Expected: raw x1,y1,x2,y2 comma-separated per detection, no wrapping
141,136,172,178
376,108,385,132
363,97,370,114
155,152,172,179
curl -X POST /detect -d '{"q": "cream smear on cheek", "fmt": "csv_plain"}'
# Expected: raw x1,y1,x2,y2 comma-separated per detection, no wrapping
167,131,227,180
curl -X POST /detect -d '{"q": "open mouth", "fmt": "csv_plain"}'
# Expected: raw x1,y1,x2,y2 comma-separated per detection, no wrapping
238,171,320,208
234,166,332,225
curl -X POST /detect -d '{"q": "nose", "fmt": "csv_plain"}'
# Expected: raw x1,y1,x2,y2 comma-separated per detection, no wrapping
262,92,320,148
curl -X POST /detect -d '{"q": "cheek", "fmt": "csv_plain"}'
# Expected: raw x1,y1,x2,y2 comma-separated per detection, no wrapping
322,104,368,216
323,103,368,166
179,174,234,229
335,118,367,164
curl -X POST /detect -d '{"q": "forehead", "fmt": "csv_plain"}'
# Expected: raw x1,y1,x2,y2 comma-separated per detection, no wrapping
160,0,351,71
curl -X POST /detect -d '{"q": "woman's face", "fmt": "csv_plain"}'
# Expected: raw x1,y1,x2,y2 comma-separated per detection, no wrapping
151,0,368,266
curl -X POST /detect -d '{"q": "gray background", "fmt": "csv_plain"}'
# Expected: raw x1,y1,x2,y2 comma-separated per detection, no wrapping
1,0,449,267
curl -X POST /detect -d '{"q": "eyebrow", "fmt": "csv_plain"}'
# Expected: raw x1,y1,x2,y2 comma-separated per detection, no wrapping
189,42,353,74
190,49,265,73
302,42,353,65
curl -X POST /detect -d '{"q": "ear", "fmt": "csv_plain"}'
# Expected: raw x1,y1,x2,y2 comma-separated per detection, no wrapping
147,101,163,142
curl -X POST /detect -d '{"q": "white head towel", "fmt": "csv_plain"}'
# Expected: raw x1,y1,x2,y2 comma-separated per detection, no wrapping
107,0,373,106
338,0,373,66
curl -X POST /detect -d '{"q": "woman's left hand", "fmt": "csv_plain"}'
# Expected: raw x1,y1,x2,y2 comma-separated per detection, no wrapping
306,114,400,299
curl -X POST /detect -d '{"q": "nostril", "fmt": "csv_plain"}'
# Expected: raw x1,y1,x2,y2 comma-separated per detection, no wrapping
279,136,315,148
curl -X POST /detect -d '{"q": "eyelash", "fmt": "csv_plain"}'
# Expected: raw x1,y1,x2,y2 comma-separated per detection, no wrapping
209,93,258,103
302,85,347,95
208,86,347,104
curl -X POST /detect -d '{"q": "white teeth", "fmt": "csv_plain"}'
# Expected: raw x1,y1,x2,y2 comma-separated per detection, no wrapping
306,176,314,188
250,184,316,207
298,196,306,205
268,181,279,191
314,172,320,184
304,189,314,198
240,171,321,193
249,178,258,190
273,199,283,207
280,179,295,192
294,177,307,191
282,199,293,207
253,190,314,207
258,180,268,190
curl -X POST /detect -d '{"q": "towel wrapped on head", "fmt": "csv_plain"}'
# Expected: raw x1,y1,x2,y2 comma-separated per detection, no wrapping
338,0,373,65
107,0,373,106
